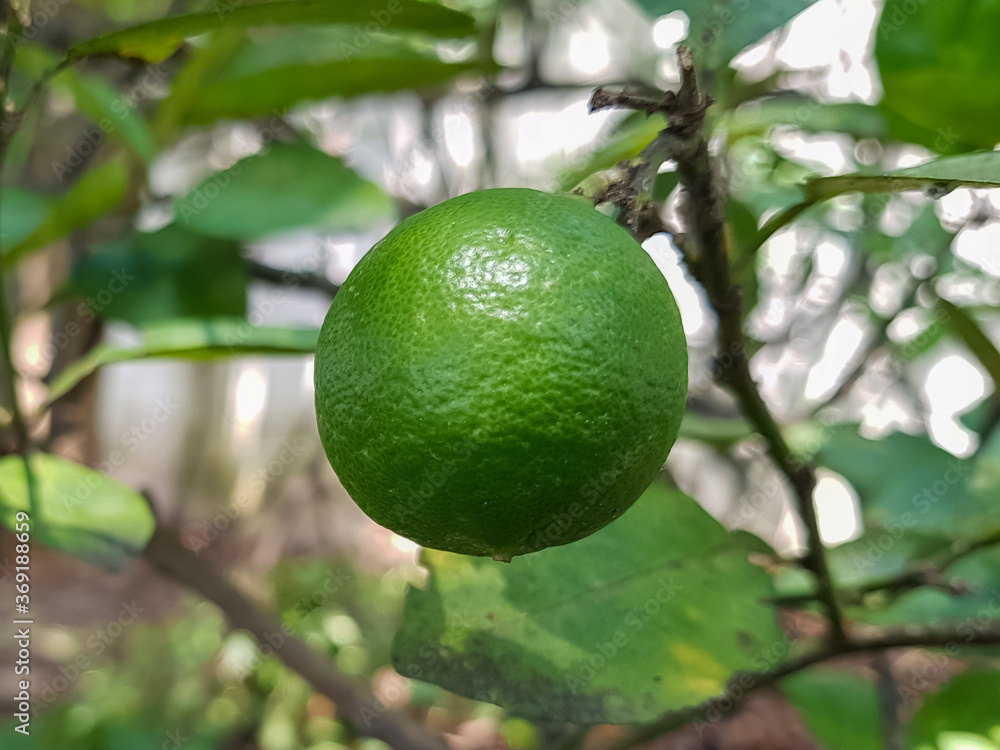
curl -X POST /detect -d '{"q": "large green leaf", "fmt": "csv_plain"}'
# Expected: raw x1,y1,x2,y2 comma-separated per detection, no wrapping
49,318,319,401
392,483,782,723
632,0,817,70
69,0,478,63
910,670,1000,749
182,57,493,124
783,671,881,750
876,0,1000,153
0,453,155,570
3,160,129,268
175,142,394,239
68,224,247,324
804,151,1000,202
816,427,994,539
46,318,318,403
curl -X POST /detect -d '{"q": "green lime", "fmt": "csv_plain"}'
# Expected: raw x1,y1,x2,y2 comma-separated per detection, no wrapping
315,188,687,560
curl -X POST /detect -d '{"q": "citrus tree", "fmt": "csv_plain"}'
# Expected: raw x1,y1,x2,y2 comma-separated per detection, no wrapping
1,1,999,749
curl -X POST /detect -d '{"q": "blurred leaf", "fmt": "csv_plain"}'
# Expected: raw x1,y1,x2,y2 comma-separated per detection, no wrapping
876,0,1000,153
176,142,394,239
727,199,761,313
0,453,155,570
783,671,881,750
910,670,1000,748
872,202,954,261
68,224,246,324
99,0,173,24
719,99,888,142
827,530,952,591
678,411,754,449
968,427,1000,523
46,318,317,402
935,299,1000,396
393,483,781,723
816,426,994,539
53,68,156,162
804,151,1000,202
69,0,478,63
959,399,998,437
852,543,1000,627
182,57,494,124
558,113,665,191
0,188,49,247
3,159,129,268
631,0,817,70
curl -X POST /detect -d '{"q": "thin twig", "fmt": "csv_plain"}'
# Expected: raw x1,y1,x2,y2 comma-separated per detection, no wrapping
245,258,340,297
143,527,446,750
616,47,847,643
875,652,905,750
602,624,1000,750
0,4,40,522
773,529,1000,609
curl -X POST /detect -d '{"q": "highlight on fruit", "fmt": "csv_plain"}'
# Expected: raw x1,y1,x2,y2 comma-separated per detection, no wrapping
314,187,688,560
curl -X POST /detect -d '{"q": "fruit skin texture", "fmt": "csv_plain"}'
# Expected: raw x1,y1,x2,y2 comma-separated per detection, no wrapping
315,188,687,560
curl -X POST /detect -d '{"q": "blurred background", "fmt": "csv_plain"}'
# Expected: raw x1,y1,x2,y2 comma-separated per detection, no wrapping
0,0,999,747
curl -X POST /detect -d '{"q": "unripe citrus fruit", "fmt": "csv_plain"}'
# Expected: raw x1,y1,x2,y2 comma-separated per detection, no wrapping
315,188,687,560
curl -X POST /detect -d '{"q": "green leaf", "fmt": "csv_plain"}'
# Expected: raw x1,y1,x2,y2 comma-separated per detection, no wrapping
68,224,247,324
783,671,881,750
46,318,318,403
816,426,994,539
182,57,493,125
0,453,155,570
875,0,1000,153
68,0,478,63
910,670,1000,749
631,0,818,70
0,188,49,248
678,411,754,449
935,299,1000,396
53,68,156,162
804,151,1000,202
175,142,394,240
392,483,781,723
719,99,889,142
827,530,952,591
3,159,129,268
557,114,666,191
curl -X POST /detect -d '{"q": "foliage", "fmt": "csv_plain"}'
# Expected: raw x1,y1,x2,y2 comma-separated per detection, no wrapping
0,0,998,749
